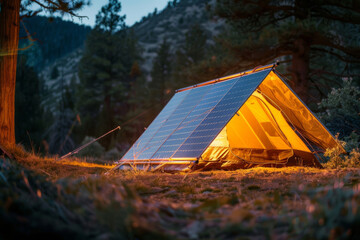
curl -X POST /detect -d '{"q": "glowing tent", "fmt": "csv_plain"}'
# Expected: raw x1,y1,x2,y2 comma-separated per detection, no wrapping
116,63,344,171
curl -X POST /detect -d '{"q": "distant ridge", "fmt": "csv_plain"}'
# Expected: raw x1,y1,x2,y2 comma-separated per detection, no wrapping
132,0,224,72
20,15,91,70
38,0,225,112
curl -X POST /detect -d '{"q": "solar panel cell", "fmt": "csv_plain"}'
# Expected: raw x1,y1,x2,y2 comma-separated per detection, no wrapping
122,69,271,161
121,90,189,160
172,69,271,159
136,86,211,160
152,78,237,159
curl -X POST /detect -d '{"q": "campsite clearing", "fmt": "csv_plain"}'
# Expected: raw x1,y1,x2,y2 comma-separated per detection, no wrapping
5,157,360,239
19,157,359,205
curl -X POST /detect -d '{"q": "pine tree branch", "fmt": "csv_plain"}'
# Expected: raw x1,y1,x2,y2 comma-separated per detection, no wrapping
311,47,360,63
312,12,360,24
322,1,360,13
29,0,88,19
310,69,360,78
30,0,57,11
308,78,328,98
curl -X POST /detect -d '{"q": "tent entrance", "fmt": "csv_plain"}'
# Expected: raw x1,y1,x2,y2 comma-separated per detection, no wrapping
200,90,320,168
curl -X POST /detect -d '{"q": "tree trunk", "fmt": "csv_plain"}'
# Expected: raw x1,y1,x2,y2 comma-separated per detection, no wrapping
0,0,21,147
291,38,310,103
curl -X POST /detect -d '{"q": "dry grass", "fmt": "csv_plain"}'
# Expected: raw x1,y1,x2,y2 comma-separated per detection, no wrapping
2,153,360,239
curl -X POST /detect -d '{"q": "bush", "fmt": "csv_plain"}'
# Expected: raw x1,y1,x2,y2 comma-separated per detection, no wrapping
318,79,360,152
323,137,360,169
323,137,347,169
77,136,105,158
104,148,122,161
291,180,360,239
346,149,360,168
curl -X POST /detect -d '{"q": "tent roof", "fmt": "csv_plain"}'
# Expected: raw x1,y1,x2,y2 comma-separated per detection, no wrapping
122,67,273,161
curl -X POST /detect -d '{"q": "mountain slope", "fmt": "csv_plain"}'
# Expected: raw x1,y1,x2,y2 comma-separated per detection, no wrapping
20,16,91,70
39,0,225,112
133,0,224,72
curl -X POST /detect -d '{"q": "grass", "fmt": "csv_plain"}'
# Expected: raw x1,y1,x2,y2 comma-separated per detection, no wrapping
1,153,360,239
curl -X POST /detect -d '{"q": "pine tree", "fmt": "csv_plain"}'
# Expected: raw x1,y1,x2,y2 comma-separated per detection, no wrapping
0,0,88,148
77,0,141,148
216,0,360,102
15,56,46,150
150,39,173,106
183,24,208,65
172,24,208,88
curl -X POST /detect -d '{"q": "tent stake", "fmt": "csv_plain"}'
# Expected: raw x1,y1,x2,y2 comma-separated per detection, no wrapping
58,126,121,160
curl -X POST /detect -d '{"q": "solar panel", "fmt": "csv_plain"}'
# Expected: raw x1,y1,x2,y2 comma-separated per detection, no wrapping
172,69,271,159
151,78,238,159
121,90,189,160
135,85,211,160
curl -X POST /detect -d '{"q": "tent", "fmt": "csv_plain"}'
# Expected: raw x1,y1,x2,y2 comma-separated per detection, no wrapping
116,63,345,171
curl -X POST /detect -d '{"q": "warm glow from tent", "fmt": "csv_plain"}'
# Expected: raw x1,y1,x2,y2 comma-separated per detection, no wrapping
117,67,342,171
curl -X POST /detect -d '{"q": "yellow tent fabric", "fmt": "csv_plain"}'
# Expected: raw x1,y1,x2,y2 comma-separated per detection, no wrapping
199,71,343,169
201,90,313,166
258,71,340,150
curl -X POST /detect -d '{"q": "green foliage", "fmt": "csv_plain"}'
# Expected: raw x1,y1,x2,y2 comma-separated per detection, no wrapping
215,0,360,100
20,16,91,70
76,0,142,148
15,56,49,151
324,147,360,169
77,136,105,158
318,79,360,151
291,181,360,239
104,147,121,161
46,109,76,155
150,39,173,106
322,135,360,169
95,0,125,33
183,24,208,65
346,149,360,168
172,24,208,88
323,138,347,169
50,66,59,79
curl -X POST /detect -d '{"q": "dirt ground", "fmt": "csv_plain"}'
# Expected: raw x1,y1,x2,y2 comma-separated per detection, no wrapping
19,157,360,204
16,157,360,239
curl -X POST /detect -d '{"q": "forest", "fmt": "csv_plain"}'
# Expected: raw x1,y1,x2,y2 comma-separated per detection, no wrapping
1,0,360,239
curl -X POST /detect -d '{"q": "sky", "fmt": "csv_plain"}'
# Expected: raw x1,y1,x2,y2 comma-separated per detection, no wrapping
60,0,170,27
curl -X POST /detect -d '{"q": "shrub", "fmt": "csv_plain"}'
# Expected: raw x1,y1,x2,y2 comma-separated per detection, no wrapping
318,79,360,152
77,136,105,158
291,180,360,239
323,137,347,169
323,137,360,169
104,148,121,161
345,148,360,168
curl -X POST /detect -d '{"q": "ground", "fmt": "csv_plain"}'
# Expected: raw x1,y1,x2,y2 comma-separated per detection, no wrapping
2,155,360,239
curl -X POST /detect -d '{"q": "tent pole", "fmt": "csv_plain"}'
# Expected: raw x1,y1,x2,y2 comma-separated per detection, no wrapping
58,126,121,160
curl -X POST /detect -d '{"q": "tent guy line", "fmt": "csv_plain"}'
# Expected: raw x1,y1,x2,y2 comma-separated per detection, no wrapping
58,126,121,160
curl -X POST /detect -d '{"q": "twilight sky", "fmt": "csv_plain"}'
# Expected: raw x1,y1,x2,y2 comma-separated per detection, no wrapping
60,0,170,27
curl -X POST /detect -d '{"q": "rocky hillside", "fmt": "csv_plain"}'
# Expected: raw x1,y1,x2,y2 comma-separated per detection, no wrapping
133,0,224,72
40,49,82,112
39,0,225,112
20,16,91,70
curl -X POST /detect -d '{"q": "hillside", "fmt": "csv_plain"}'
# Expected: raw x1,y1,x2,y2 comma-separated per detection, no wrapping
133,0,224,72
39,0,225,112
20,16,91,70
